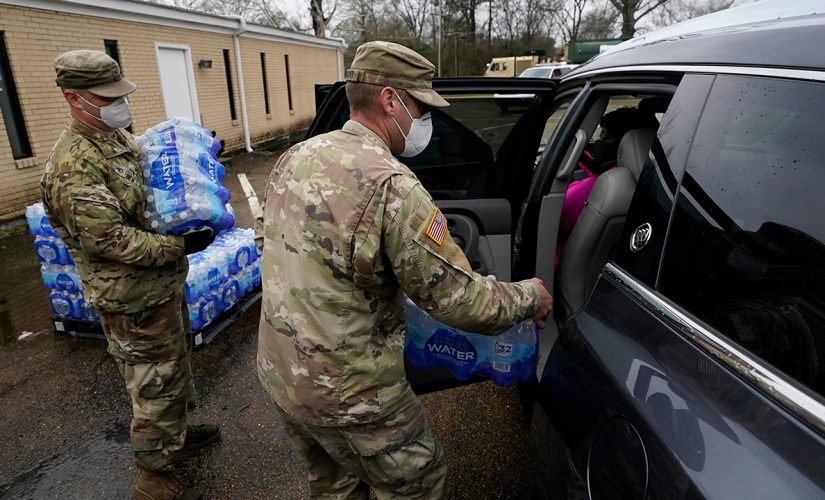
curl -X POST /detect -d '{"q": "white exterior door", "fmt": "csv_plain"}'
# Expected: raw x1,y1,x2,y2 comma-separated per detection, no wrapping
156,45,199,122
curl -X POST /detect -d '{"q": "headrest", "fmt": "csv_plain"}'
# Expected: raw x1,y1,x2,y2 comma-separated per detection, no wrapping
617,128,657,181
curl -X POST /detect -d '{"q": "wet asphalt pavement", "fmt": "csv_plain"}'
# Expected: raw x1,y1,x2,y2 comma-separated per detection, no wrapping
0,151,559,499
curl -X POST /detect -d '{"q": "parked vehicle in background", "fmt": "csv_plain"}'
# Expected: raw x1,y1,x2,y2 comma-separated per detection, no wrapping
485,55,544,77
310,1,825,498
519,63,577,79
565,38,623,64
495,64,578,114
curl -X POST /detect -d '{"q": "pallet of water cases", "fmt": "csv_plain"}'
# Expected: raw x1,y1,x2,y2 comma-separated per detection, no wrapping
51,288,262,349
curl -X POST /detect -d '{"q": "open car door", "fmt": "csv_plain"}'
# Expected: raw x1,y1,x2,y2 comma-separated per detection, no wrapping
307,77,558,393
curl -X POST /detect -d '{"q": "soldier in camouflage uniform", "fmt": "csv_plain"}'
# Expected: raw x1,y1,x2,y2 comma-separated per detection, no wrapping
257,41,553,499
40,50,220,500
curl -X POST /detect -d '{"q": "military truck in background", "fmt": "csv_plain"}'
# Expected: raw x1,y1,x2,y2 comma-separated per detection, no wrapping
484,49,550,77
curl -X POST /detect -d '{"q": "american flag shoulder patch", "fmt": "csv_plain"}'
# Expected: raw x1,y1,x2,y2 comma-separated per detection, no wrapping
425,208,447,245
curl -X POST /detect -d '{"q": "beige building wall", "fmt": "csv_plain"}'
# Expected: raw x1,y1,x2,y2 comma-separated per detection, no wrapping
0,3,343,220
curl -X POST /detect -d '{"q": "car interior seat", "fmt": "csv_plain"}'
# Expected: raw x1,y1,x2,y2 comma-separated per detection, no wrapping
559,128,658,314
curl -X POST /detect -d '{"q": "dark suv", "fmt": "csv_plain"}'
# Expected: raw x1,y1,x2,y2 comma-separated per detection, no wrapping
309,4,825,498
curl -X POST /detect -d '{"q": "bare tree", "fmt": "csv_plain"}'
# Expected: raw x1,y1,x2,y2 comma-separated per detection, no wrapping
578,2,617,39
310,0,337,37
446,0,483,41
654,0,734,26
393,0,431,38
608,0,671,38
552,0,589,43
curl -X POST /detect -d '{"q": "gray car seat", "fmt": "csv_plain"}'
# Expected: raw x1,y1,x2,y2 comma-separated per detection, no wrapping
559,128,658,313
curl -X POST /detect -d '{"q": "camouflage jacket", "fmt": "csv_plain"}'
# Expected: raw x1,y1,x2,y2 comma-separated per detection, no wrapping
257,120,540,426
41,119,187,314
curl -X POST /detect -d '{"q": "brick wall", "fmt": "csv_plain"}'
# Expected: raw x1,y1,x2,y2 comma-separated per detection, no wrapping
0,4,342,220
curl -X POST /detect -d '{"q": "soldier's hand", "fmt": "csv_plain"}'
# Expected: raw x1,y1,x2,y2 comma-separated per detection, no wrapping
183,227,215,255
529,278,553,328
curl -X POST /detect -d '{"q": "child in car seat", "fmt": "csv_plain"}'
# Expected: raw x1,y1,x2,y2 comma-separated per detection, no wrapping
555,107,659,269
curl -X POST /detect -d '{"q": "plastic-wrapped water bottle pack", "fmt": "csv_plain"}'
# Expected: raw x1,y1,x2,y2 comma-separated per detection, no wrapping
184,228,261,332
135,117,235,235
28,203,261,332
404,297,538,387
26,202,100,322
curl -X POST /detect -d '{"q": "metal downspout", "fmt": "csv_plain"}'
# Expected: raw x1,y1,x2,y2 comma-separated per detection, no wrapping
228,15,253,153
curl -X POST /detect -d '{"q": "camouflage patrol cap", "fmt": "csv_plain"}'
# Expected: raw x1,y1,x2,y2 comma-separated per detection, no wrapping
54,50,136,98
346,41,449,108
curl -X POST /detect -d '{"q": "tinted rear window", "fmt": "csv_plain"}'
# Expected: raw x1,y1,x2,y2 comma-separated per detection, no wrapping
659,75,825,395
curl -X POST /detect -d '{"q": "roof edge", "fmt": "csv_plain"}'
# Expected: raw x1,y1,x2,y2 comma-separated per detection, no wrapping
0,0,347,51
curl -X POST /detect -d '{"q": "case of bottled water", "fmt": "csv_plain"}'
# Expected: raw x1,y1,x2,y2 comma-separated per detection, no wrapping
28,203,261,335
136,117,234,236
404,298,538,387
27,203,99,321
183,228,261,332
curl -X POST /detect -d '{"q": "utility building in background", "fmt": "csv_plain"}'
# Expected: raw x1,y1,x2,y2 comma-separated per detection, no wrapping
0,0,346,220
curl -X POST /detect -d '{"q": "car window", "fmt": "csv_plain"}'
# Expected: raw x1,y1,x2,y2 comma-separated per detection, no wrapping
322,91,539,200
658,75,825,395
537,100,571,158
612,75,713,286
520,67,553,78
404,94,535,199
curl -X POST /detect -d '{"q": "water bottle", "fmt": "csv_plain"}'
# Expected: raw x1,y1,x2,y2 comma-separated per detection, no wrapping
50,290,75,318
239,267,252,296
220,279,240,310
185,253,205,304
34,236,61,264
404,298,480,378
403,298,538,387
205,254,223,292
40,264,59,290
251,263,261,288
78,295,100,322
189,299,204,332
137,118,234,236
479,320,538,386
55,265,82,293
199,294,219,327
26,203,57,237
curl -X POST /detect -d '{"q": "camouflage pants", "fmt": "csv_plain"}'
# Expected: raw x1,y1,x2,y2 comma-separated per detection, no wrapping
99,293,194,471
274,399,447,499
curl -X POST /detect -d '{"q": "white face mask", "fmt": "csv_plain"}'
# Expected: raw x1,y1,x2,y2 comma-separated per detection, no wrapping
78,93,132,129
390,90,432,157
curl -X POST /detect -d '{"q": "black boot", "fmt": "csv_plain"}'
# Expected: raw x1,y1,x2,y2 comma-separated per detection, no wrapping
184,423,221,450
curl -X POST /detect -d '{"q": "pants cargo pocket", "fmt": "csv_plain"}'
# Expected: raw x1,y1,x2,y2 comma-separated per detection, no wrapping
101,296,187,363
131,426,166,471
344,428,445,496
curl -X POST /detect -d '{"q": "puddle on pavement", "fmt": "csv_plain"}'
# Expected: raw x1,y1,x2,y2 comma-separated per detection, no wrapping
0,437,132,499
0,233,53,344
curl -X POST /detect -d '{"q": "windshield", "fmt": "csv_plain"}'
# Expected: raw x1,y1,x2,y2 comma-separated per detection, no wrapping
519,67,553,78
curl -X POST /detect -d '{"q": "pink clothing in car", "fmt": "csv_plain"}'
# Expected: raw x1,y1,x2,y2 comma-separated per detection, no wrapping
554,151,617,269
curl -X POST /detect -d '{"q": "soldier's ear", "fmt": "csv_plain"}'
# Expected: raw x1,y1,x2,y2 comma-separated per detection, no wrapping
63,89,83,110
379,87,396,115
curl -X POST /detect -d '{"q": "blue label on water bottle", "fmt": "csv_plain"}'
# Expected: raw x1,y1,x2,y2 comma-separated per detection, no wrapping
160,126,177,146
150,148,185,218
40,216,53,233
207,268,221,290
197,152,220,182
424,328,478,372
56,273,78,292
150,148,183,191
